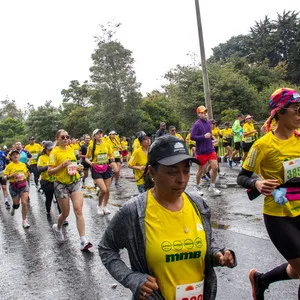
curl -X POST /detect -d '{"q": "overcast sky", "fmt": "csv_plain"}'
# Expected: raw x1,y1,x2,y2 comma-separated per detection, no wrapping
0,0,299,109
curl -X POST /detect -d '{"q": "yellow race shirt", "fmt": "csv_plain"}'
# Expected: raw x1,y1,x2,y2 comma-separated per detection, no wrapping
128,147,148,185
106,138,121,158
4,162,28,183
145,191,207,299
175,133,184,141
185,133,196,146
211,127,221,140
70,143,80,157
121,140,128,151
221,128,233,143
49,146,80,184
24,143,42,165
87,142,112,164
242,122,256,143
132,138,141,152
244,132,300,217
37,154,55,182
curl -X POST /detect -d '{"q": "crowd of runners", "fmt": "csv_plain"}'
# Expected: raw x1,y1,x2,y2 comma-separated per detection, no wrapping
1,87,300,299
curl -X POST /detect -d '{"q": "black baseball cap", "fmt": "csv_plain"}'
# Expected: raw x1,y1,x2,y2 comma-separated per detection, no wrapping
138,131,151,143
148,135,200,166
10,149,20,155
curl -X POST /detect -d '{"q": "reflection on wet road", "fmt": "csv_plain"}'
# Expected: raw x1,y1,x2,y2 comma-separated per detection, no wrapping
0,163,298,299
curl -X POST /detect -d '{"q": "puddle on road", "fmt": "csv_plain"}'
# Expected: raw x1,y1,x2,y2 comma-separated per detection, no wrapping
211,222,230,230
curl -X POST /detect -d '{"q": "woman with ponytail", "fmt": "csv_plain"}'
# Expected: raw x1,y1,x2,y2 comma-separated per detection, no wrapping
237,88,300,299
85,129,114,216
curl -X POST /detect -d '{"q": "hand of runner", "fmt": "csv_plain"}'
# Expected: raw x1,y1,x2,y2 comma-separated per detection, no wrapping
139,275,158,299
255,179,280,196
216,250,235,268
204,133,211,139
63,160,71,167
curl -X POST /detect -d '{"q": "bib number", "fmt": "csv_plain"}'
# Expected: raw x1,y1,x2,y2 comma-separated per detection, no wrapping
176,280,204,300
67,162,77,176
244,136,253,143
97,154,108,164
283,158,300,182
113,150,120,158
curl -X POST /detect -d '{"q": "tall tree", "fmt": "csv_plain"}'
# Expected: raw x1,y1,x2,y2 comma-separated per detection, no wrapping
0,97,24,121
89,22,142,135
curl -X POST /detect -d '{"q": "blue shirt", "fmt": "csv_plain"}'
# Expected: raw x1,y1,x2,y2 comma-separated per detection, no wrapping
0,151,7,172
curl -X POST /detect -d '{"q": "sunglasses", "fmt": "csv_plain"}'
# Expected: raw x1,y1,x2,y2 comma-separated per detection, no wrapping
282,106,300,116
60,135,70,140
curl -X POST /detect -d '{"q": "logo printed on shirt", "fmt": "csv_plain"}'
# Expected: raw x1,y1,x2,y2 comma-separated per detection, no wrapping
196,223,203,231
246,147,258,168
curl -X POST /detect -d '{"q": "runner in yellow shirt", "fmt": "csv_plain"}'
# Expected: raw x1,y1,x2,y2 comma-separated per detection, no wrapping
106,130,122,187
48,129,92,251
128,131,151,193
185,131,196,156
169,125,184,140
120,136,129,166
85,129,114,216
69,137,81,161
24,136,42,187
241,115,257,164
221,122,233,168
37,141,61,217
4,149,30,228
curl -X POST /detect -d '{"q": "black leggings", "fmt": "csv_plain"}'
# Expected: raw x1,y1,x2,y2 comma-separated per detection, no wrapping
264,214,300,260
40,180,60,214
29,164,40,186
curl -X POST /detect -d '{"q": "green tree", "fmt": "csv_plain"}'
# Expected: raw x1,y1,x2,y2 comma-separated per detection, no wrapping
0,97,24,121
89,23,142,133
0,117,25,143
25,101,63,141
61,80,91,107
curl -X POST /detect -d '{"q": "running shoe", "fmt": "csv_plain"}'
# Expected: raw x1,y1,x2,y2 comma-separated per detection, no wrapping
63,219,69,226
97,206,104,216
114,182,121,188
52,224,65,243
201,175,210,183
227,159,233,168
208,186,221,196
194,186,204,196
22,220,30,229
103,207,111,215
5,201,10,209
218,172,226,178
249,268,268,300
80,241,93,251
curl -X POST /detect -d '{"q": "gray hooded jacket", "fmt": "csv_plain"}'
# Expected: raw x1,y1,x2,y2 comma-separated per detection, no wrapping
98,189,236,299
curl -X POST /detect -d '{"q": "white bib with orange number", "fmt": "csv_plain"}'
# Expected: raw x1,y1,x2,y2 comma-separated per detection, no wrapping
175,280,204,300
283,158,300,182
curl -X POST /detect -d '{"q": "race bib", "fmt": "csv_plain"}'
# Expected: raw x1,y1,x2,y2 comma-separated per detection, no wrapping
176,280,204,300
97,154,108,164
283,158,300,182
15,172,25,182
67,162,77,176
74,150,79,156
244,136,253,143
32,153,38,160
113,150,120,158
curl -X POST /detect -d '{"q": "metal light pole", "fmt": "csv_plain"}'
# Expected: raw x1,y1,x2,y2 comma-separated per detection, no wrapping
194,0,213,119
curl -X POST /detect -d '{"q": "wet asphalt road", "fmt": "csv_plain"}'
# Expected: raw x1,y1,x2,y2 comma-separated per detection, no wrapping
0,163,299,299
